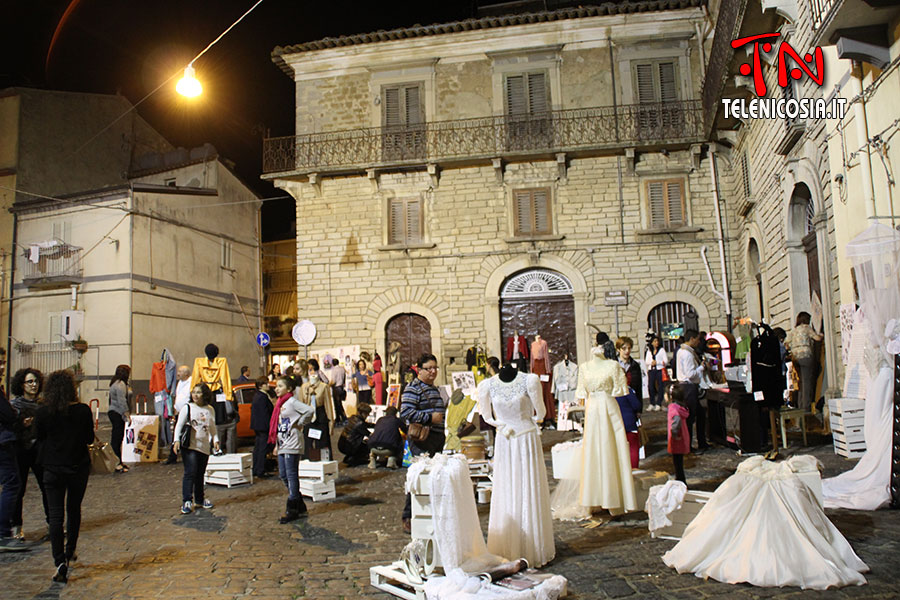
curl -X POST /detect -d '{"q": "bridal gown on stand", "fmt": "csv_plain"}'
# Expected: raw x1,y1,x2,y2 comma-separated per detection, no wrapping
577,352,637,515
478,372,555,568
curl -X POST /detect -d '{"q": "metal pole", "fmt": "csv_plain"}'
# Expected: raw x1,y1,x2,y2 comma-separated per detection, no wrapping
615,305,620,337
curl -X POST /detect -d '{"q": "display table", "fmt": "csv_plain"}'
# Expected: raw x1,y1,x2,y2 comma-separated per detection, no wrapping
705,389,766,453
204,453,253,487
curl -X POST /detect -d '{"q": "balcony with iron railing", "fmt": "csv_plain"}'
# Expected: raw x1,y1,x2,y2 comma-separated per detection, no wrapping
807,0,900,47
21,245,83,290
263,101,704,176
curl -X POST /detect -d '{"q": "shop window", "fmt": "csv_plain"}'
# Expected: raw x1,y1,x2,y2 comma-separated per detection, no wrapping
388,197,423,245
513,188,552,237
646,178,686,229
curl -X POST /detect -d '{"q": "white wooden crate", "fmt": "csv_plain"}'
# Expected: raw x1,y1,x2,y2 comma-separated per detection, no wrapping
633,470,671,511
828,398,866,457
370,563,425,600
829,398,866,414
204,470,251,487
298,460,338,482
204,453,253,487
298,479,336,501
650,490,713,540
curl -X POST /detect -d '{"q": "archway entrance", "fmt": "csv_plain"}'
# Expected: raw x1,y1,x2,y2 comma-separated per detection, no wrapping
499,269,577,365
385,313,431,377
648,301,697,355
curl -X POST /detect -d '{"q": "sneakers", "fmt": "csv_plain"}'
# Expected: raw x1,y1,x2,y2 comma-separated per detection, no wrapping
0,536,28,552
368,454,377,470
201,499,214,509
181,501,193,515
52,562,68,584
386,456,398,469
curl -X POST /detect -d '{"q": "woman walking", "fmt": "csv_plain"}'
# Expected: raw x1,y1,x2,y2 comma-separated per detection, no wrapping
35,370,94,583
107,365,132,473
173,384,219,515
10,368,48,539
270,376,314,523
644,335,668,411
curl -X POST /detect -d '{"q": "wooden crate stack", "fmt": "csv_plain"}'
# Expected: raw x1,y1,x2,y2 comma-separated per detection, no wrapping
204,453,253,487
829,398,866,458
298,460,338,501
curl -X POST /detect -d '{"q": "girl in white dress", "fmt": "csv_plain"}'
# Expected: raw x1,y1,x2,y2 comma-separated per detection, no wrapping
478,364,555,568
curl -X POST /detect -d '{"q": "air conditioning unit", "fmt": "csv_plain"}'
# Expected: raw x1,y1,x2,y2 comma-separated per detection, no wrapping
60,310,84,341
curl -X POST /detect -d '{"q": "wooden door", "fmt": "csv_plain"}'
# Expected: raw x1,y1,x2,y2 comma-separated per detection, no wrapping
385,313,431,376
500,297,577,367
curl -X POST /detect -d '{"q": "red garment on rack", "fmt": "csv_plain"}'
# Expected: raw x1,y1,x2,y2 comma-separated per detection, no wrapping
505,336,528,361
149,361,167,393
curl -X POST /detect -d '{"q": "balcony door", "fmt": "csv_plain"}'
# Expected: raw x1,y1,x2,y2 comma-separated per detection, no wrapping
634,60,682,140
505,72,553,152
382,83,426,161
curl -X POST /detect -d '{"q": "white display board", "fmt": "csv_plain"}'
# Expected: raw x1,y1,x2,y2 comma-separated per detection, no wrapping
122,415,160,463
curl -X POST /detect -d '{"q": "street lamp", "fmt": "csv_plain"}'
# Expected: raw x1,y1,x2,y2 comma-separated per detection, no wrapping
176,64,202,98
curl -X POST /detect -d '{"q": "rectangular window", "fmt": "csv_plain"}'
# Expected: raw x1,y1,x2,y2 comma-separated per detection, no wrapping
505,72,552,150
220,240,233,269
382,83,425,160
513,188,552,236
633,60,681,135
52,221,71,243
388,197,423,245
741,151,752,198
646,179,686,229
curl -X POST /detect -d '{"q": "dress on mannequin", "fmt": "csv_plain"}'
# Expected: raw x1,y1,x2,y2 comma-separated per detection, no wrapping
477,365,555,568
576,348,636,514
530,335,554,423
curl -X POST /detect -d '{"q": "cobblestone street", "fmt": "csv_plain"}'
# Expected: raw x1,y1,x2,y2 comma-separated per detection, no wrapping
3,410,899,600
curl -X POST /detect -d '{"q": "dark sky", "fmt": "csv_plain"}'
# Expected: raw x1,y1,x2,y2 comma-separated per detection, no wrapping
1,0,479,240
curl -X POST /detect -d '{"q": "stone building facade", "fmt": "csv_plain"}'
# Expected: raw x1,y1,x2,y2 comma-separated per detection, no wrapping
265,1,739,378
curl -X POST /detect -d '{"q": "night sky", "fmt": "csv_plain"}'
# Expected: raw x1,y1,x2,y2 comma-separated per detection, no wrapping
2,0,480,240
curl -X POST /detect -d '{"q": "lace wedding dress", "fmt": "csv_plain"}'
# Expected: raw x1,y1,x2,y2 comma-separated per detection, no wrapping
663,456,868,589
478,372,555,568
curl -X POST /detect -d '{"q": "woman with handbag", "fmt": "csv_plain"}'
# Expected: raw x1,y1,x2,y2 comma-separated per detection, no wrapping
35,370,94,584
107,365,132,473
173,384,219,515
644,335,668,412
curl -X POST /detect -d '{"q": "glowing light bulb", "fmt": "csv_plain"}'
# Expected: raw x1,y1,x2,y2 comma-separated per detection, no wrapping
176,64,202,98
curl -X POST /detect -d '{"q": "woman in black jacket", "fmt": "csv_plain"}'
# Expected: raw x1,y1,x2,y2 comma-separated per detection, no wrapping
35,370,94,584
250,377,275,478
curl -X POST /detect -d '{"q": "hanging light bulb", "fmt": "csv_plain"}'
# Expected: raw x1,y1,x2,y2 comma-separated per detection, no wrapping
176,64,202,98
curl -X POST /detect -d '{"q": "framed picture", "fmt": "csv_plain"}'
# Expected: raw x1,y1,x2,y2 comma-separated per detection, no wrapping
387,384,401,408
451,371,477,397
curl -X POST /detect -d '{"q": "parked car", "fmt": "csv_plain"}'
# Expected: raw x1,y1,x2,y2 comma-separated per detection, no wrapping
232,382,260,440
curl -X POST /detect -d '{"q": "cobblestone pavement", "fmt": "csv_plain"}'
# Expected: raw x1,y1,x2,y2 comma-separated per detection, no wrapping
3,409,899,599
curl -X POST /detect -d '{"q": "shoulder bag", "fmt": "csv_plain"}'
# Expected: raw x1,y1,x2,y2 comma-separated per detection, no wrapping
179,404,192,449
407,422,431,444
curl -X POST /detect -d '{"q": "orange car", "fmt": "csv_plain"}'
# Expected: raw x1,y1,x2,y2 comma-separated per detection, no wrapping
232,382,262,440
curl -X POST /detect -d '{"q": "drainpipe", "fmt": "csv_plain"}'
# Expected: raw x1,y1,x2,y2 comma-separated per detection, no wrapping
6,211,17,389
852,62,877,220
708,146,733,331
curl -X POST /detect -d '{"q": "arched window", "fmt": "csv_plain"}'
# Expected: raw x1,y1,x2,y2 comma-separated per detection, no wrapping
647,301,697,354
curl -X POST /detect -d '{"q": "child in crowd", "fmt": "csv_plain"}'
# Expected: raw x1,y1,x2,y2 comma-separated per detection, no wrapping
270,376,315,524
367,406,406,469
666,382,689,483
615,387,643,469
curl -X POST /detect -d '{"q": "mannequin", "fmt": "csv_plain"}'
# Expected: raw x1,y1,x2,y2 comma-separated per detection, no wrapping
388,341,401,385
530,334,554,426
505,331,528,372
498,362,518,382
191,343,237,453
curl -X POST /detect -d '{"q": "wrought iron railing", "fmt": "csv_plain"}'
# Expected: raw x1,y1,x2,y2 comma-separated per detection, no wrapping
21,247,83,287
700,0,747,137
263,100,704,174
808,0,838,30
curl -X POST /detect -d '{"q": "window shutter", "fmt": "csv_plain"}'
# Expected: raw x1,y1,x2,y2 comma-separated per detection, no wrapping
658,62,678,103
527,72,548,114
636,64,656,104
383,87,401,127
514,190,533,235
506,75,527,116
666,181,684,225
741,152,752,198
533,189,550,233
406,199,421,243
389,199,405,244
404,85,422,125
648,182,666,228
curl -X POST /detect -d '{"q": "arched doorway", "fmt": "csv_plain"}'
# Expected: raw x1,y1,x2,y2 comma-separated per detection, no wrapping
385,313,431,376
499,269,577,365
788,183,821,322
647,301,697,354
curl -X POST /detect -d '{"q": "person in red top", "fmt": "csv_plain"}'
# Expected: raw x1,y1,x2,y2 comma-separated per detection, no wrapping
666,383,690,483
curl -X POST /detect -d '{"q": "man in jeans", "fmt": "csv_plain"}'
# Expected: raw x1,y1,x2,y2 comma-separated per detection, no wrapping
399,353,446,533
676,329,710,453
329,359,348,426
0,353,27,551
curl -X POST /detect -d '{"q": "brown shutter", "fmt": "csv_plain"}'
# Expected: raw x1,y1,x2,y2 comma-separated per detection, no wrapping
658,62,678,102
514,190,533,235
648,181,666,228
506,75,527,116
383,87,401,127
666,180,684,225
533,188,550,233
405,85,422,125
527,72,548,113
389,199,405,244
636,64,656,104
406,199,421,243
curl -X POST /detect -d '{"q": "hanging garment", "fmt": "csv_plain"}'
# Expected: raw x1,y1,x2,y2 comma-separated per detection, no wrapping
552,360,579,431
663,456,868,590
191,357,233,400
505,336,528,362
444,393,477,452
477,373,555,568
749,324,784,407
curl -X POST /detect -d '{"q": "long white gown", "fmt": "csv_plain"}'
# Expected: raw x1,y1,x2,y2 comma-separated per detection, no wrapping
663,456,869,590
478,372,555,568
576,353,637,514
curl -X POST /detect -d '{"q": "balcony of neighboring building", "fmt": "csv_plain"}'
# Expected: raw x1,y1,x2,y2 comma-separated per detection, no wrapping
20,242,84,290
262,101,704,178
808,0,900,52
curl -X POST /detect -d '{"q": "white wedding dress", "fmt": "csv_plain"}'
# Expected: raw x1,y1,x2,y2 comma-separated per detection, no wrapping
478,373,555,568
663,456,868,590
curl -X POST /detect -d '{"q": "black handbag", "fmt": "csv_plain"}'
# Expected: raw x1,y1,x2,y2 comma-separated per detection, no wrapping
179,404,191,449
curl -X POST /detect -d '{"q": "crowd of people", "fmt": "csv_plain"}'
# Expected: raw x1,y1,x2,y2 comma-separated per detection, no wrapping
0,311,824,584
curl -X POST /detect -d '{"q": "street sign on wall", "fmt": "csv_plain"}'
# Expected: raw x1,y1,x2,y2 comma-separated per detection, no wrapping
604,290,628,306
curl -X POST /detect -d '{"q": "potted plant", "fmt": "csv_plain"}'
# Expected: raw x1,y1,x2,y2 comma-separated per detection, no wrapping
71,337,88,353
